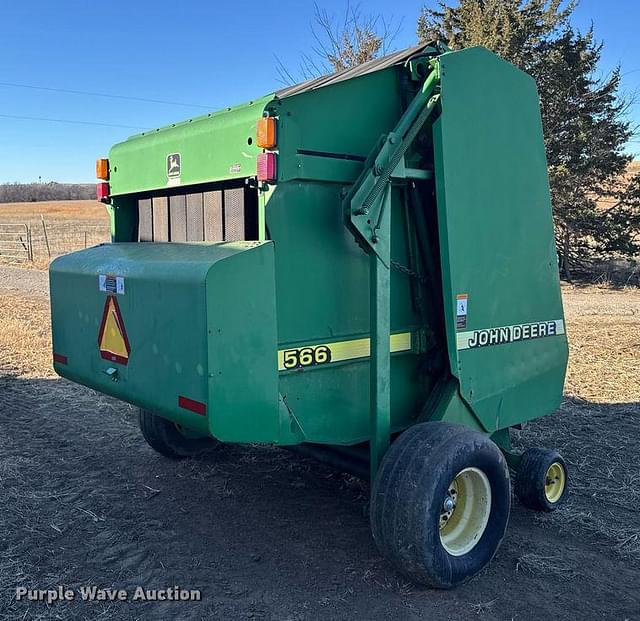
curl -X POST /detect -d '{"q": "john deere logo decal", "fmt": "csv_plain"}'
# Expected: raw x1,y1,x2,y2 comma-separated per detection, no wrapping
167,153,181,178
456,319,565,351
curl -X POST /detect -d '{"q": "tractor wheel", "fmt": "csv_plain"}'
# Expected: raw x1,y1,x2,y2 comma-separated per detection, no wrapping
138,409,219,459
514,448,567,511
370,422,510,589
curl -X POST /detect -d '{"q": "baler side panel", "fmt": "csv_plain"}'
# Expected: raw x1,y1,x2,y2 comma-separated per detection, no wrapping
205,242,283,443
433,47,568,432
266,181,430,444
264,67,445,444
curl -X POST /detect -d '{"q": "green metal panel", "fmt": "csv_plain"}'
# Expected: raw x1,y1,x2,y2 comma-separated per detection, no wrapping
266,180,431,444
277,356,428,445
106,197,137,242
108,95,274,195
432,47,568,432
50,242,281,440
204,243,282,443
271,67,403,185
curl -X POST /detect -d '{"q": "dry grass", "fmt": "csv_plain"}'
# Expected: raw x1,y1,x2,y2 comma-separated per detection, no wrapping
562,284,640,403
596,160,640,211
0,293,54,378
469,598,498,615
0,201,110,267
514,285,640,560
0,200,108,223
516,553,579,579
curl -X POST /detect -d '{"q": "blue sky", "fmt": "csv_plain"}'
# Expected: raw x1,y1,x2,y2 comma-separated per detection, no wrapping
0,0,638,183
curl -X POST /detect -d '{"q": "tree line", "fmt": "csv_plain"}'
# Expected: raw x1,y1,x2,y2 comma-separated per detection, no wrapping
0,182,95,203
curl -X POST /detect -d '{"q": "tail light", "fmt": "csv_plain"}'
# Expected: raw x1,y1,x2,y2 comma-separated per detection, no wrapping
96,158,110,180
257,152,277,183
97,182,110,202
256,117,277,149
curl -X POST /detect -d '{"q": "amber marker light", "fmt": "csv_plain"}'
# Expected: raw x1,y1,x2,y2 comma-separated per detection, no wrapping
96,158,110,181
256,117,277,149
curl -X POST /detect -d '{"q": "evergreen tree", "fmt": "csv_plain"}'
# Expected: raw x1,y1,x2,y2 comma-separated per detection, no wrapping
418,1,640,278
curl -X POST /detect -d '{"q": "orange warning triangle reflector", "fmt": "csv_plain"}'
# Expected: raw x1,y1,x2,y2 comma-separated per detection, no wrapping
98,296,131,365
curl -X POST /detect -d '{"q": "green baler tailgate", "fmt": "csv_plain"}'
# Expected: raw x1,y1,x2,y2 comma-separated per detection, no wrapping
433,48,569,431
49,242,280,441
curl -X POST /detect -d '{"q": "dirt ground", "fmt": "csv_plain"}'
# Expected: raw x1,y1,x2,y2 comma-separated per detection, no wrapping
0,271,639,620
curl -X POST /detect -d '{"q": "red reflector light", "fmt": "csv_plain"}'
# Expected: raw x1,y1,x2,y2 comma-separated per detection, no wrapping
178,395,207,416
53,353,68,365
97,182,110,202
257,152,277,183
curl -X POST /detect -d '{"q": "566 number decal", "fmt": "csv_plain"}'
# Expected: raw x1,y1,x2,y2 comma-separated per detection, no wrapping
282,345,332,370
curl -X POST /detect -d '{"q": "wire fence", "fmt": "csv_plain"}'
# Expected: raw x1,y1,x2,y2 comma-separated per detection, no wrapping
0,224,32,261
0,218,110,263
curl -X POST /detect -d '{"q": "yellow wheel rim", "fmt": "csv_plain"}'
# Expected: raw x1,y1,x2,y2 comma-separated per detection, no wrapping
544,462,566,503
439,467,492,557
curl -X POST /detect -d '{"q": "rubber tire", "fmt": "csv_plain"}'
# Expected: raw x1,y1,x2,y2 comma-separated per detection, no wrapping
370,422,511,589
515,448,568,512
138,409,218,459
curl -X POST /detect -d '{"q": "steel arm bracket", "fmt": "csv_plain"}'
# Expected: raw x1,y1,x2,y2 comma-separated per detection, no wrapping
344,62,441,267
341,61,442,481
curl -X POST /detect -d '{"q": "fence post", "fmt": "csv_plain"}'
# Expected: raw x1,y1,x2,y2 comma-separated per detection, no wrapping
22,224,31,262
41,215,51,258
28,226,33,262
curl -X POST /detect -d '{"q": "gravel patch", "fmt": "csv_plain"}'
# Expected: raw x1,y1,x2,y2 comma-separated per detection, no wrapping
0,266,48,298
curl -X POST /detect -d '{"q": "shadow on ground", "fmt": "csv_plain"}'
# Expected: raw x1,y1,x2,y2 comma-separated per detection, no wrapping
0,375,638,620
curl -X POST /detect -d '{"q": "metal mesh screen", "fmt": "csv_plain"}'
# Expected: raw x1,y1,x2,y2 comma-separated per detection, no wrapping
224,188,245,241
169,195,187,241
203,191,223,241
186,193,204,241
152,197,169,241
138,199,153,241
138,185,255,243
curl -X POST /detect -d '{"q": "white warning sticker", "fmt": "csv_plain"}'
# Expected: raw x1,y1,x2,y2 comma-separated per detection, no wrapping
99,274,125,295
456,293,468,329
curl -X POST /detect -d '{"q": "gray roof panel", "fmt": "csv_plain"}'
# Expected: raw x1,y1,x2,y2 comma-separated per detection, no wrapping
275,44,432,99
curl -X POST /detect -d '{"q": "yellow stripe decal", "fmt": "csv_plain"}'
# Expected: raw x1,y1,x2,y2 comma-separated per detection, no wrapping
277,332,413,371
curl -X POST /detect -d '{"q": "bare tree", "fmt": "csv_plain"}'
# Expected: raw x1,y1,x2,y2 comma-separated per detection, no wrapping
276,2,401,85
